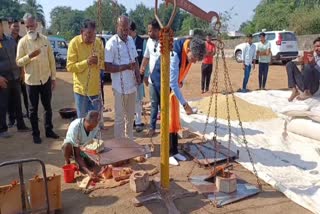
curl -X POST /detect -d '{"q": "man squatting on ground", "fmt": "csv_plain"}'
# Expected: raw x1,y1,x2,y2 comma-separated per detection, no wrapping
63,110,102,179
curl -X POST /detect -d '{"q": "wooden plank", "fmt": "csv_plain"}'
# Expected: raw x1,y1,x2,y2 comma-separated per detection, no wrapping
0,184,23,214
29,175,62,211
84,138,147,166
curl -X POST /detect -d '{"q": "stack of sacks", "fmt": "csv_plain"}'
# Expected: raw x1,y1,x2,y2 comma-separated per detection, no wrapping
281,99,320,141
287,118,320,141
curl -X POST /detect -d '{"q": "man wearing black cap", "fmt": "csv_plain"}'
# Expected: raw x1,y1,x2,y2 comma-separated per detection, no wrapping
256,32,271,90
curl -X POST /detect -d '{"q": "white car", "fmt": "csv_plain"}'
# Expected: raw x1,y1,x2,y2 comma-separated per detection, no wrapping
234,31,299,64
48,36,68,69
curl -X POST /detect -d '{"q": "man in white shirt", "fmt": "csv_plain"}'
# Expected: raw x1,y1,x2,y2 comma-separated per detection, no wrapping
140,19,161,136
104,16,140,140
241,34,256,92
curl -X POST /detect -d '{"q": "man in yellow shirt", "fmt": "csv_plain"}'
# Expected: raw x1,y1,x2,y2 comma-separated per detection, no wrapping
16,13,59,144
67,20,105,118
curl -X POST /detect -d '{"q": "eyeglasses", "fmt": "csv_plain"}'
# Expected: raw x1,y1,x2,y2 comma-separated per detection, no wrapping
154,41,158,53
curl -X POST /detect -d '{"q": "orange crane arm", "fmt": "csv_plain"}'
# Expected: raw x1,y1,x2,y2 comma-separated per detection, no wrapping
165,0,220,24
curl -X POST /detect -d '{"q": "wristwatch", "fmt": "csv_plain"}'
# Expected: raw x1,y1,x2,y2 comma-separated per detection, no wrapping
183,103,188,109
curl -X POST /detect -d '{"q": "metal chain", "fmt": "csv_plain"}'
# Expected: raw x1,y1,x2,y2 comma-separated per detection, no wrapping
221,46,262,188
187,21,262,190
186,33,220,178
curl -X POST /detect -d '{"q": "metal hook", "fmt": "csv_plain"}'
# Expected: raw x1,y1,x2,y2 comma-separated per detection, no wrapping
154,0,178,29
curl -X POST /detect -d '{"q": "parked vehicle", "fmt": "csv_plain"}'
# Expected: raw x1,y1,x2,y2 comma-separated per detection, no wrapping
48,36,68,69
234,31,299,64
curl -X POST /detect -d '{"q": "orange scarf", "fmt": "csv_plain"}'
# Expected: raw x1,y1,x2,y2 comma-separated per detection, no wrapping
169,39,192,133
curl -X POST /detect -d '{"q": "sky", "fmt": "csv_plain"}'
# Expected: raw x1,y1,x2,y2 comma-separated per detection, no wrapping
38,0,261,31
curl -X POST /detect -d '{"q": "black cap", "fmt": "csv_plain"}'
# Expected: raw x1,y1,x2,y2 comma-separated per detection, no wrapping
259,32,266,37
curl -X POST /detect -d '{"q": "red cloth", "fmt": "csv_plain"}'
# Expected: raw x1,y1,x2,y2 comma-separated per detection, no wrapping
202,41,215,64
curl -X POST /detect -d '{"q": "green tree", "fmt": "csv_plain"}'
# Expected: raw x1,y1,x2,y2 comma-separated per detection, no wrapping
21,0,46,27
179,15,209,36
0,0,23,20
157,3,184,33
129,3,153,35
239,0,320,34
49,6,85,40
239,21,255,35
289,7,320,35
85,0,126,34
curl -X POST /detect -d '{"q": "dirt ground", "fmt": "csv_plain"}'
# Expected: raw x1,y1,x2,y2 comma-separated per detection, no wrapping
0,59,312,214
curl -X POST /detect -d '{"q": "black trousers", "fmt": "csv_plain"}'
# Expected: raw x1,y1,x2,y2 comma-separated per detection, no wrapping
258,63,269,89
21,82,29,116
201,63,213,91
0,85,9,133
26,78,53,137
286,61,320,94
1,80,27,132
169,133,179,156
8,81,29,124
100,80,105,105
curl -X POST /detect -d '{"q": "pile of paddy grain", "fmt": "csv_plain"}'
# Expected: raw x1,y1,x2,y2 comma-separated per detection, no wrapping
192,94,277,122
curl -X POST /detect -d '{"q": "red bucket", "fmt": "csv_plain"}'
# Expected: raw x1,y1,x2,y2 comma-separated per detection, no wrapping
62,164,77,183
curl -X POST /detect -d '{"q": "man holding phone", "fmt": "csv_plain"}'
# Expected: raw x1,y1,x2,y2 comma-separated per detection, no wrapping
16,13,59,144
286,37,320,101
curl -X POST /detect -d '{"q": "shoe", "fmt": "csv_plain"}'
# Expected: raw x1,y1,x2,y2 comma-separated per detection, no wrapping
18,126,32,132
174,153,187,161
33,136,42,144
241,89,248,93
136,125,144,133
169,156,179,166
0,131,12,138
201,90,205,94
46,131,59,139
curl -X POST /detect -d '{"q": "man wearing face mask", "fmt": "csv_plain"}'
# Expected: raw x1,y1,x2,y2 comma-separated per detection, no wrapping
0,19,30,139
16,13,59,144
67,20,105,118
105,15,140,141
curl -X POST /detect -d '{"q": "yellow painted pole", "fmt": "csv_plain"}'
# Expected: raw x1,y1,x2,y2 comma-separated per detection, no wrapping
154,0,177,190
159,28,170,189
